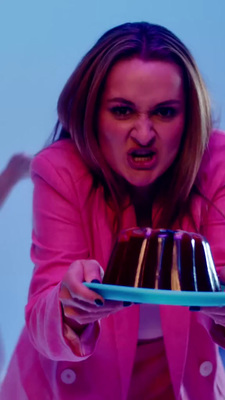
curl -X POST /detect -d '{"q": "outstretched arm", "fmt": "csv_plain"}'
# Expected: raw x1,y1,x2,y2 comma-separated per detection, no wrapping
0,153,32,207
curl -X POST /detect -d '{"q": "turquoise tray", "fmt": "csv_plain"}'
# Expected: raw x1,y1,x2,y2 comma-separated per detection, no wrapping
84,282,225,307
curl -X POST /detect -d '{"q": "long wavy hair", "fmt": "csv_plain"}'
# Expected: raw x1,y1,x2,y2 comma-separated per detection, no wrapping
53,22,212,230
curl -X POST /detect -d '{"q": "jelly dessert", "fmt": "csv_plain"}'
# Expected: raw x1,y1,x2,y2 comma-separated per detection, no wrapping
103,228,221,291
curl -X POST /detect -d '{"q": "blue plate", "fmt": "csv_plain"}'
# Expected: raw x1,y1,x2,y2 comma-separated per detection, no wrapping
84,282,225,307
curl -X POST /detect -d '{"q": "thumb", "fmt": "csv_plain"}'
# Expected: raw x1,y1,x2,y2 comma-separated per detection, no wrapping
82,259,105,283
218,267,225,284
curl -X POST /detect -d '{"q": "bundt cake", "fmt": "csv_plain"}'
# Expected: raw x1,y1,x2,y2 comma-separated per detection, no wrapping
103,228,221,292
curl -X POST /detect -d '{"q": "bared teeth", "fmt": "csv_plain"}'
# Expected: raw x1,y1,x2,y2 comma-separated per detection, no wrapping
131,152,153,158
133,156,152,162
129,149,155,163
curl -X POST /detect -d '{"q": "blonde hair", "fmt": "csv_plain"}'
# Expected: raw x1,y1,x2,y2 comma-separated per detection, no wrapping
55,22,212,229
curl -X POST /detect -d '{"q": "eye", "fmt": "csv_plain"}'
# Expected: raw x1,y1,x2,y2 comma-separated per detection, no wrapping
154,107,178,118
110,106,133,117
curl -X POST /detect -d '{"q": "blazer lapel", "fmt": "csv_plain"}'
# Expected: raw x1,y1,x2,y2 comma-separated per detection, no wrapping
113,305,139,400
93,193,137,269
160,305,190,399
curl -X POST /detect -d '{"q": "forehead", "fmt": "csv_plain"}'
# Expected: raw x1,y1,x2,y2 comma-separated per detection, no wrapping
102,58,184,101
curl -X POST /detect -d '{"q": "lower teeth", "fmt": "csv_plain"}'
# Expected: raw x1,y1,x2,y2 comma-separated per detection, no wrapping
133,156,152,162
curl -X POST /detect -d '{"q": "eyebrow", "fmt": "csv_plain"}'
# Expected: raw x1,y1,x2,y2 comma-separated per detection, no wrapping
107,97,182,106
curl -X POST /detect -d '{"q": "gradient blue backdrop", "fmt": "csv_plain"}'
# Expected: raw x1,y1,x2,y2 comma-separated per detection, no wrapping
1,0,225,375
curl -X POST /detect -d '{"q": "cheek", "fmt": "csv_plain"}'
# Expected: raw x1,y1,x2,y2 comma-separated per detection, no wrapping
99,122,126,150
169,133,183,151
99,125,120,159
98,119,112,150
166,121,184,153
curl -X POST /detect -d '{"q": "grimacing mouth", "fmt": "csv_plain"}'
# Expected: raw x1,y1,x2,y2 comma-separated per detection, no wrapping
130,149,156,161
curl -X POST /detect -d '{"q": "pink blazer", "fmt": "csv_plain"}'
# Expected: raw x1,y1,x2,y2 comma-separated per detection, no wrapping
1,131,225,399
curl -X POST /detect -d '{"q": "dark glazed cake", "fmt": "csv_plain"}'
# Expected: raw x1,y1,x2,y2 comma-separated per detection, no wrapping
103,228,221,291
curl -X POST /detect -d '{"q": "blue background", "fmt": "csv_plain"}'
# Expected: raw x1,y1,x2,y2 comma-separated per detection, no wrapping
1,0,225,375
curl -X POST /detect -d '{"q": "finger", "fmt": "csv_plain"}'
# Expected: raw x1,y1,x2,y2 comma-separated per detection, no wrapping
60,281,104,306
64,304,116,319
61,294,124,313
65,259,103,287
61,261,105,304
63,303,124,325
218,267,225,284
200,307,225,325
205,315,225,325
63,304,110,319
200,307,225,314
82,260,105,283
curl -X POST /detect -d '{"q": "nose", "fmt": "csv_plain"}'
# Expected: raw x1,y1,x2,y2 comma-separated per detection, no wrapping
130,115,155,146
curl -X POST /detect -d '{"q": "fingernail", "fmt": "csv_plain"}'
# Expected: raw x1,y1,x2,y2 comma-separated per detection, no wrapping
91,279,101,284
189,306,201,311
123,301,132,307
95,299,104,306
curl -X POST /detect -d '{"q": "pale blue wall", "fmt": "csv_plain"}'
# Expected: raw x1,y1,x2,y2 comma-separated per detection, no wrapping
1,0,225,373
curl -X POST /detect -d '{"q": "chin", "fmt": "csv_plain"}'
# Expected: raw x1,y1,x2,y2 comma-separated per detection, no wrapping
128,180,155,189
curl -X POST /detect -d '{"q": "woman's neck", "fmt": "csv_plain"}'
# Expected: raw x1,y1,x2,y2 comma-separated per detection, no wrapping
129,186,153,227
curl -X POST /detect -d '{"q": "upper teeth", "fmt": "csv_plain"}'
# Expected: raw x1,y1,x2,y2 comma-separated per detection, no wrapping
132,155,153,163
132,152,152,157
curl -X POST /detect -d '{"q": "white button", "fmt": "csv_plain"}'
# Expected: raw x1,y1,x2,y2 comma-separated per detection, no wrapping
60,369,76,384
199,361,213,377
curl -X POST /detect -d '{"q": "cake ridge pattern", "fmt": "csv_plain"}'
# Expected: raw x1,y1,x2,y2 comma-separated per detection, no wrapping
103,228,221,292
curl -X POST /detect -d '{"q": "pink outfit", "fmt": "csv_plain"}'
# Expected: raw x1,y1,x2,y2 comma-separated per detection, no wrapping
1,131,225,399
138,305,163,340
127,339,175,399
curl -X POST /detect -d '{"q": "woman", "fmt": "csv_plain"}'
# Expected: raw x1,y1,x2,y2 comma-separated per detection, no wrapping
0,153,31,208
1,22,225,399
0,153,31,380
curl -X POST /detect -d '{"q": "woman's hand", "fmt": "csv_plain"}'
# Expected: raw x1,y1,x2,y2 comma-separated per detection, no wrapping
59,259,124,333
4,153,32,183
200,268,225,326
0,153,32,207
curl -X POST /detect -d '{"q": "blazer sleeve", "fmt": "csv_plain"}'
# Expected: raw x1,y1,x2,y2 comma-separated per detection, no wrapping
201,133,225,275
200,132,225,346
25,147,100,362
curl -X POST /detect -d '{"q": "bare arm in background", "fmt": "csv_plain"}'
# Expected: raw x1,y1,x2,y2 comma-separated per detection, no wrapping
0,153,32,208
